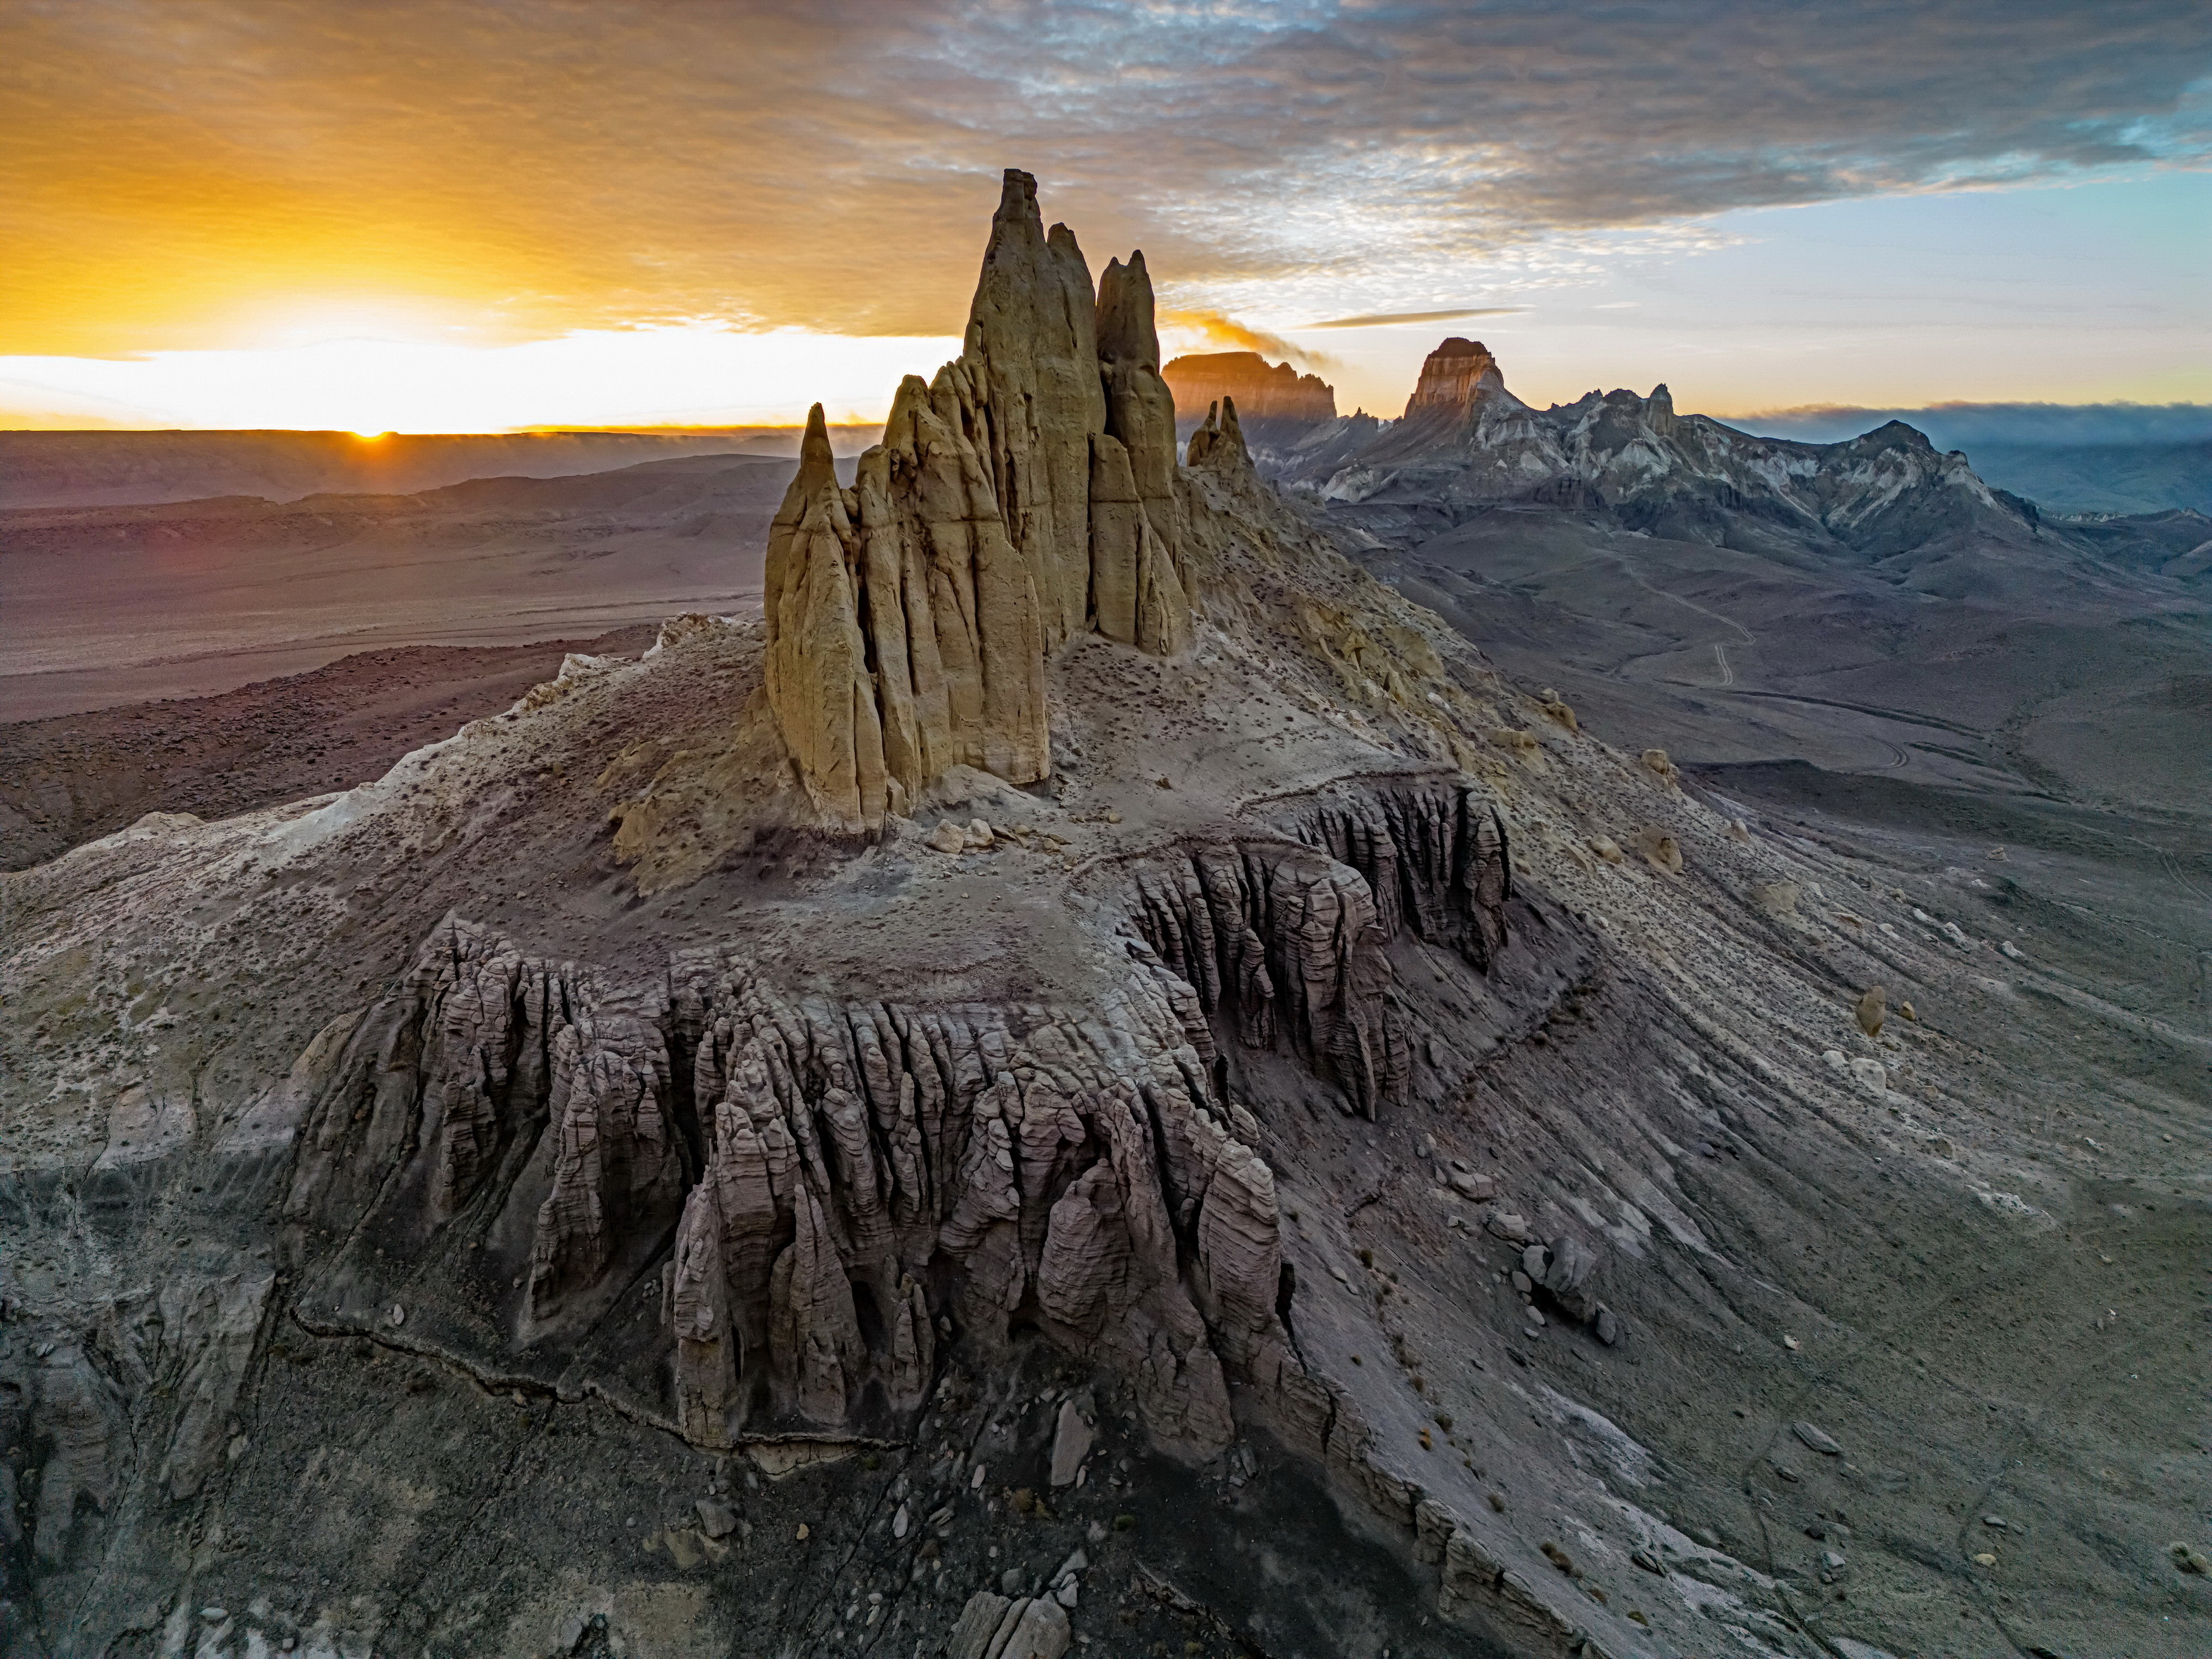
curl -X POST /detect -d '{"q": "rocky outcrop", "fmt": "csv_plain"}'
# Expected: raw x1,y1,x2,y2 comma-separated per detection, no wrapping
28,1346,126,1567
289,915,1301,1455
1281,779,1514,970
949,1589,1071,1659
1182,396,1253,478
1129,841,1407,1118
1096,252,1184,564
285,918,688,1335
1402,337,1507,418
662,948,1267,1447
761,170,1191,829
1162,351,1336,424
961,170,1108,649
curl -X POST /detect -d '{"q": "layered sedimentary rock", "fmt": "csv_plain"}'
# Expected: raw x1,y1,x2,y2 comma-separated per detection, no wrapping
1402,337,1507,418
1162,351,1336,424
762,170,1191,829
1126,782,1513,1119
286,915,1302,1455
1282,779,1514,971
1130,842,1406,1118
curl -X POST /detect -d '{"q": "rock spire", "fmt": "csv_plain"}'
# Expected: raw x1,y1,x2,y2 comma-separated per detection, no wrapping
763,169,1194,829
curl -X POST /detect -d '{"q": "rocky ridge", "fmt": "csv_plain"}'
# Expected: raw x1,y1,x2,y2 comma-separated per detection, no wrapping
1276,337,2044,558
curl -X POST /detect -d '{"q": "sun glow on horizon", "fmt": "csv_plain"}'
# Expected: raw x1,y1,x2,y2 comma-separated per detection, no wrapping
0,325,964,434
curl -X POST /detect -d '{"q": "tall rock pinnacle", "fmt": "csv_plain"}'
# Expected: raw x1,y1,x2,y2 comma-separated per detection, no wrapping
961,169,1107,648
762,169,1193,829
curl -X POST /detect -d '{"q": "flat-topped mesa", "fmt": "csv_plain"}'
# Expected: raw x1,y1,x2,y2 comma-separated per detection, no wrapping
1163,351,1337,424
1404,337,1508,419
763,169,1193,829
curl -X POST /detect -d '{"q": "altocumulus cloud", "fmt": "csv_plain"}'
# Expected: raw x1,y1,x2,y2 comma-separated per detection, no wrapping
3,0,2208,353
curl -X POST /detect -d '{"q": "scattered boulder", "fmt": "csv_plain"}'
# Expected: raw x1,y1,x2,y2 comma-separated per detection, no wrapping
1640,748,1676,783
1750,881,1799,917
695,1497,739,1539
1588,835,1623,865
1634,826,1683,875
1448,1168,1495,1201
945,1590,1072,1659
1855,986,1887,1038
1048,1397,1095,1488
2172,1541,2210,1576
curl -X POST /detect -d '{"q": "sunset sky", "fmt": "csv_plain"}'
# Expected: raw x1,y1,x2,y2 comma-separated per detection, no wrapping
3,0,2207,433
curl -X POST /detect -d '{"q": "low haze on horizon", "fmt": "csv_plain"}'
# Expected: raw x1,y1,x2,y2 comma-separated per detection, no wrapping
3,1,2208,435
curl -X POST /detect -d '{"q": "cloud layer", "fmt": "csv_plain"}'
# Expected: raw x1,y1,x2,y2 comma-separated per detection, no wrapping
3,1,2208,354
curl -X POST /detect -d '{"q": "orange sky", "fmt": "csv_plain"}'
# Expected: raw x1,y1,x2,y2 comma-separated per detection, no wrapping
3,1,2207,431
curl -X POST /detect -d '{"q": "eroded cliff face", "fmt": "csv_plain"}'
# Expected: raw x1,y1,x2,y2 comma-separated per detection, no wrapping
763,171,1192,829
1162,351,1337,425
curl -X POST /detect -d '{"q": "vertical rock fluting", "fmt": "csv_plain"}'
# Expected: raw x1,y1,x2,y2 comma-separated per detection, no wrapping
290,917,1296,1456
760,169,1192,829
661,949,1268,1448
1128,786,1514,1117
284,918,688,1332
1095,250,1184,566
960,169,1107,648
1130,842,1409,1118
1283,781,1514,971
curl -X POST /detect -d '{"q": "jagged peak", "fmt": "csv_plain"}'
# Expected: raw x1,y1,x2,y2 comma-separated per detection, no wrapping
1854,418,1936,451
1097,250,1160,370
1185,395,1253,473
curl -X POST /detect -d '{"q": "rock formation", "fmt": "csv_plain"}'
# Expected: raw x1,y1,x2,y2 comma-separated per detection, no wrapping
1401,337,1507,420
762,170,1193,828
1162,351,1336,424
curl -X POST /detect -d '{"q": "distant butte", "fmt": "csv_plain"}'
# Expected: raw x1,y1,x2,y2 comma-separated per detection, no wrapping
1162,349,1337,423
